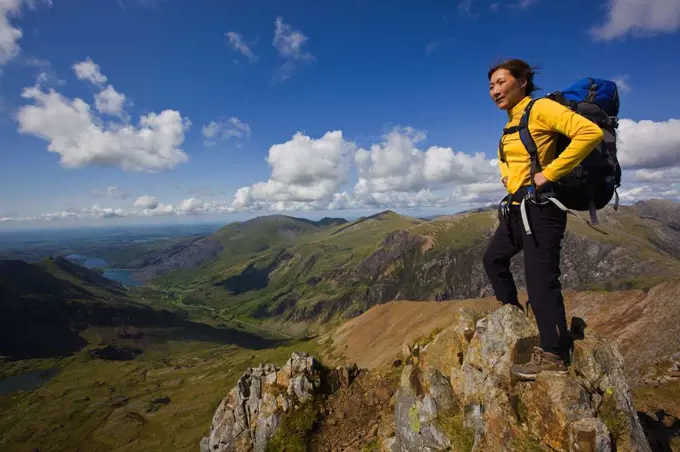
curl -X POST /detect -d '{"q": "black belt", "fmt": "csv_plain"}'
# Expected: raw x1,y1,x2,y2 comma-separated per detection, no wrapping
510,183,555,203
498,183,556,229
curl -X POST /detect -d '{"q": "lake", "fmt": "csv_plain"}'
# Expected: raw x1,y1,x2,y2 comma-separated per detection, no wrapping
0,367,60,396
65,254,143,287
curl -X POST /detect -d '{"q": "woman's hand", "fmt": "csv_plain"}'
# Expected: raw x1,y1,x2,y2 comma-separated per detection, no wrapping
533,172,549,188
502,176,508,187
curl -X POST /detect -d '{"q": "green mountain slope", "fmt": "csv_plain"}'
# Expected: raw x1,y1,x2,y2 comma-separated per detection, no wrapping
133,214,347,282
0,257,279,360
141,201,680,333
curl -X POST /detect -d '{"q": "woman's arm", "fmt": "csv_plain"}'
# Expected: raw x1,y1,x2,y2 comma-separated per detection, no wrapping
533,98,604,183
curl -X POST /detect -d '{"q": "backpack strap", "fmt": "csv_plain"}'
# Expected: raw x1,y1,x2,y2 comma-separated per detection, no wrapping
586,77,598,103
497,98,540,169
517,98,541,176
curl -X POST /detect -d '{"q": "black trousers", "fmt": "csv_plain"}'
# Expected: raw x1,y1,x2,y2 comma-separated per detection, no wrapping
482,199,570,357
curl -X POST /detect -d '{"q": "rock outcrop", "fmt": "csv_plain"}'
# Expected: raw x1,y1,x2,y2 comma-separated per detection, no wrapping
201,306,654,452
393,305,652,452
201,352,319,452
200,352,359,452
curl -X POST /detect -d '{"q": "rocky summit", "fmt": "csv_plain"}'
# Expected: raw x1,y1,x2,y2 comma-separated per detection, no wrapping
201,305,653,451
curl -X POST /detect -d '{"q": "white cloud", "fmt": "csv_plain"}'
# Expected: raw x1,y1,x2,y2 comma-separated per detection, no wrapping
201,117,251,146
617,118,680,170
36,205,128,222
90,186,128,200
451,181,507,205
613,75,631,93
226,31,257,62
272,16,314,82
354,127,497,196
618,183,680,203
16,60,191,172
8,115,680,223
232,130,355,208
230,127,500,214
590,0,680,40
72,57,107,86
133,195,158,209
178,197,204,214
94,85,127,117
0,0,50,65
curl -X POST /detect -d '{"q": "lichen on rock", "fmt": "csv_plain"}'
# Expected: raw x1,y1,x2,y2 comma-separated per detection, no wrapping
394,304,653,452
200,352,324,452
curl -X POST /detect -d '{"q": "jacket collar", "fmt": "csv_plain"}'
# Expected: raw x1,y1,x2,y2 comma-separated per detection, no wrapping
507,95,532,122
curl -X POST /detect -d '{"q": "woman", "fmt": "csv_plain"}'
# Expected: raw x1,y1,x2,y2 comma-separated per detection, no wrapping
483,59,603,380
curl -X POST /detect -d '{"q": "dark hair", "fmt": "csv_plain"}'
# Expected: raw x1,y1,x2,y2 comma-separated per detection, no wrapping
488,58,541,96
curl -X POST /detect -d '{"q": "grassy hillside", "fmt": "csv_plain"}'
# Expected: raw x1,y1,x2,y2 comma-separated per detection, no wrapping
139,203,680,335
132,214,348,283
0,253,313,451
0,325,318,452
0,257,281,360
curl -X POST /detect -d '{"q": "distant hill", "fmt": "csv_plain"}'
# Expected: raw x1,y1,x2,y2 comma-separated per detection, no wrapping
133,214,348,281
633,199,680,231
136,200,680,332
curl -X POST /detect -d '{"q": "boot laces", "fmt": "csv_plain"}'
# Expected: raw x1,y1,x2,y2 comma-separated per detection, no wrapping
531,348,544,365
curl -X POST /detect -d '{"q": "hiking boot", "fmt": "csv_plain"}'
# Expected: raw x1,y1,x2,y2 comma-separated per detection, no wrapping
512,347,568,380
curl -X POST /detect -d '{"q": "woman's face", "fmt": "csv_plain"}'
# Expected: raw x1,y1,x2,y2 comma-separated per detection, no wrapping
489,68,527,111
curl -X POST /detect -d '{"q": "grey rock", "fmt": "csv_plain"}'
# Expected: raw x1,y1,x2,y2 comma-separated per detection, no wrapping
200,352,330,452
572,336,652,452
394,365,457,451
569,418,612,452
398,301,654,452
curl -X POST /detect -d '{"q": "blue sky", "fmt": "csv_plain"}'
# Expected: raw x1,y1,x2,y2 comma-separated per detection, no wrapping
0,0,679,227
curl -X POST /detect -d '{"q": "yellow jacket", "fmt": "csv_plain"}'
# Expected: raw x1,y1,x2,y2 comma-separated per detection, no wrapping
498,95,604,195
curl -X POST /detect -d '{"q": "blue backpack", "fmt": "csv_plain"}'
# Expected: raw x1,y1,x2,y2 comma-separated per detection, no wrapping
502,78,622,223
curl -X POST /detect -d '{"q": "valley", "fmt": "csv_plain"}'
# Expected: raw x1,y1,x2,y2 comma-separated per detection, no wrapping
1,199,679,451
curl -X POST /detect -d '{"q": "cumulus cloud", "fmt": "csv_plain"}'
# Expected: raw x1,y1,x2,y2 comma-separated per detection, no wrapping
16,59,191,172
32,205,128,222
590,0,680,40
618,183,680,203
133,195,158,209
72,57,107,86
232,130,356,210
226,31,257,62
272,16,314,82
94,85,127,117
201,117,251,146
178,197,204,214
0,0,51,65
230,127,501,214
8,113,680,223
607,116,680,204
617,118,680,170
354,127,498,196
90,186,128,200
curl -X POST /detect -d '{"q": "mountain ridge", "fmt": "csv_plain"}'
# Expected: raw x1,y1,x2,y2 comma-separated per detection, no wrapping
131,200,680,335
